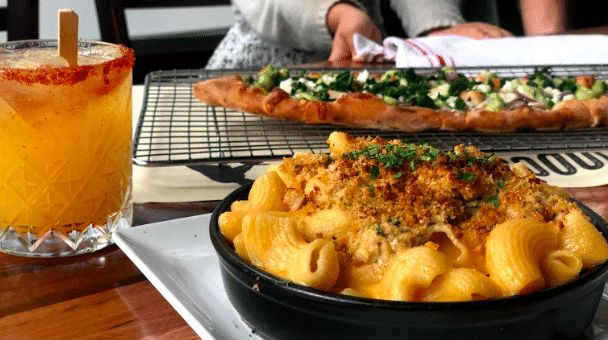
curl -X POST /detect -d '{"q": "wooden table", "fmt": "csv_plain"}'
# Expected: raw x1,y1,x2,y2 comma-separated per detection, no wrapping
0,202,218,340
3,57,608,340
3,188,608,340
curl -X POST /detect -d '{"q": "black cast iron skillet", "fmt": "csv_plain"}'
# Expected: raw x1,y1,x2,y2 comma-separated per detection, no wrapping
210,182,608,340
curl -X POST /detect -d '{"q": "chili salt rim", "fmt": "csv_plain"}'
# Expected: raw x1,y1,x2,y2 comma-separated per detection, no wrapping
0,41,135,86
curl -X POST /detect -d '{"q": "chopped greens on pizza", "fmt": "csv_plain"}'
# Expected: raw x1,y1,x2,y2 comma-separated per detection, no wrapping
193,65,608,132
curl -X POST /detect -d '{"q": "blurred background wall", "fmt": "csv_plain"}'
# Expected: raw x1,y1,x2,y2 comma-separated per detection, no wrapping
0,0,233,42
0,0,235,83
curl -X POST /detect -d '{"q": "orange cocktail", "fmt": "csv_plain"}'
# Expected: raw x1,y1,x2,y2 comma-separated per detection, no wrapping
0,40,135,257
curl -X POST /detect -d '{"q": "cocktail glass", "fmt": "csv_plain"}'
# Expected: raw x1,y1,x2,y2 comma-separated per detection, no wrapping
0,39,135,257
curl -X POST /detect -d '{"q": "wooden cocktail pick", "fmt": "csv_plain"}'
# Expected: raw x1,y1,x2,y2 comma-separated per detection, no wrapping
58,9,79,67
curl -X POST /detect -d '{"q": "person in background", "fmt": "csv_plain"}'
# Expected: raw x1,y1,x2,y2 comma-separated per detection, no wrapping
205,0,513,69
517,0,607,36
518,0,568,35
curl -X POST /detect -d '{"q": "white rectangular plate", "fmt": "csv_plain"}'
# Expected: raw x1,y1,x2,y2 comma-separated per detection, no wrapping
115,214,608,340
114,214,261,340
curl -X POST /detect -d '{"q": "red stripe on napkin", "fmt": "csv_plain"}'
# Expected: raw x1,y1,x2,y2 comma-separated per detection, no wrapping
411,39,454,67
403,39,434,67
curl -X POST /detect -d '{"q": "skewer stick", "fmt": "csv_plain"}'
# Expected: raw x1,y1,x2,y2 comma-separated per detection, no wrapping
58,9,79,67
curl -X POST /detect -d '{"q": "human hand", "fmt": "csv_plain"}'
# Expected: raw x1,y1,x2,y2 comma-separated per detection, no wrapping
326,3,382,62
426,22,513,39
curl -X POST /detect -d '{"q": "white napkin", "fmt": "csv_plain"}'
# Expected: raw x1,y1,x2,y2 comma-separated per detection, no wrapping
353,33,608,68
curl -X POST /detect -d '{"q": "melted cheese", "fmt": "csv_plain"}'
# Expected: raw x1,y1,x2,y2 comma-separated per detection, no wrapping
275,132,572,273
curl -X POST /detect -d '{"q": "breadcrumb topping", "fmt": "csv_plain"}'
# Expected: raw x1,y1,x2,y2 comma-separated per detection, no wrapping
277,132,572,272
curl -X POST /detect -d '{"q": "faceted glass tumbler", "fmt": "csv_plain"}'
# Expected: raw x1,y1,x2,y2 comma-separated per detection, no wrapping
0,40,135,257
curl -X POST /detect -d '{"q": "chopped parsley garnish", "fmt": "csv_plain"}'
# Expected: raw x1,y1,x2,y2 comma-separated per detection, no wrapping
391,145,418,160
419,147,441,162
497,179,505,188
455,151,496,166
388,217,401,226
362,183,375,196
375,153,404,168
370,165,380,179
345,144,382,159
457,170,478,182
487,195,500,208
410,160,419,171
486,179,505,207
345,142,444,173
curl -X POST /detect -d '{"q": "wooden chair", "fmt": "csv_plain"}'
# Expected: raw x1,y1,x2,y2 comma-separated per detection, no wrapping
94,0,232,83
0,0,39,41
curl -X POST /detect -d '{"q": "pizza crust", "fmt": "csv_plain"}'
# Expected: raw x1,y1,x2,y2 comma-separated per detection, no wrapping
193,75,269,116
327,93,442,131
192,73,608,133
464,101,596,133
582,95,608,126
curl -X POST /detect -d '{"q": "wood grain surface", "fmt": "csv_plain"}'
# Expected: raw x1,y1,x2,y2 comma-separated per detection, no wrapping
1,187,606,339
0,202,216,340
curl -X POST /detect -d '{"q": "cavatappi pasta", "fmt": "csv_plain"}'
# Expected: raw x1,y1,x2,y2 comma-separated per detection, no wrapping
218,132,608,302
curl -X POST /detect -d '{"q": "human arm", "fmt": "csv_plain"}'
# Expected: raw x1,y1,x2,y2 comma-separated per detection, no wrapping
390,0,512,38
519,0,568,35
233,0,381,62
232,0,339,51
425,22,513,38
389,0,465,38
326,2,382,62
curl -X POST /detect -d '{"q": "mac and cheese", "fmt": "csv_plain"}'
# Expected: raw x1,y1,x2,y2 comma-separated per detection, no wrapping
218,132,608,301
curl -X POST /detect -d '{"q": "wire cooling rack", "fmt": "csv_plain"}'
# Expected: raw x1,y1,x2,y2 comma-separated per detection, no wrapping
133,65,608,166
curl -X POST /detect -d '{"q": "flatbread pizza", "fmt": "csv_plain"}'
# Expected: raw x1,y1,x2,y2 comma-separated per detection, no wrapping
193,65,608,132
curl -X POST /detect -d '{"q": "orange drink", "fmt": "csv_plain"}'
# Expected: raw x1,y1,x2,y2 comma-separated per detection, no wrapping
0,40,135,257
